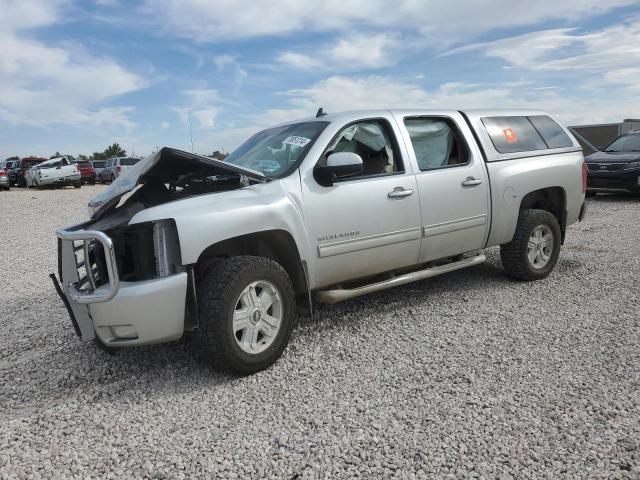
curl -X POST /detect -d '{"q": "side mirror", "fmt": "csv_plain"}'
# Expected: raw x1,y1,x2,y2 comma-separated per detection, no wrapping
314,152,363,186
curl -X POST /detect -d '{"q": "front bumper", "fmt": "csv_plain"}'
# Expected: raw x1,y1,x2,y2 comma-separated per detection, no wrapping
587,170,640,192
0,176,9,188
54,226,187,347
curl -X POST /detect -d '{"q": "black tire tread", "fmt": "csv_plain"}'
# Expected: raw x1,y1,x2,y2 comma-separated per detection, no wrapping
195,255,295,375
500,208,561,281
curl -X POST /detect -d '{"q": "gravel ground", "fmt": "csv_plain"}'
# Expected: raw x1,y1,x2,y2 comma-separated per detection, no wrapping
0,185,639,479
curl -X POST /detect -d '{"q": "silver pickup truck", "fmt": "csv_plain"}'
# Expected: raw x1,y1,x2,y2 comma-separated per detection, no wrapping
52,109,587,374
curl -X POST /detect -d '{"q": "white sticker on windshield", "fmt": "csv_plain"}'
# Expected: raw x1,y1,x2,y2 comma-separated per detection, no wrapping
282,135,311,148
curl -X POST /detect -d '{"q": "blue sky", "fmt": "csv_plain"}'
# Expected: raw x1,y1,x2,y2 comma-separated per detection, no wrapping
1,0,639,159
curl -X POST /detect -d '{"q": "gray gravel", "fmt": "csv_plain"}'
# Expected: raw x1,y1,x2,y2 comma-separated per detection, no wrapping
1,185,639,479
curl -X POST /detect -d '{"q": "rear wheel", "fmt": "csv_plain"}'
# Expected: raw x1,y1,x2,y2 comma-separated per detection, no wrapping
73,181,82,189
500,208,561,281
194,255,295,375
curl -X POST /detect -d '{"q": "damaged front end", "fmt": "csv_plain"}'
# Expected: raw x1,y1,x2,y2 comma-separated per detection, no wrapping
52,147,264,346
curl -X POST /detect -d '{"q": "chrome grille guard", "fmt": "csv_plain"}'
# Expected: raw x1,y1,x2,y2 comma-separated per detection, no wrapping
56,227,119,304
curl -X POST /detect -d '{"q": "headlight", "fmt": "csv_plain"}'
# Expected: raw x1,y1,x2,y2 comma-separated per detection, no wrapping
624,161,640,170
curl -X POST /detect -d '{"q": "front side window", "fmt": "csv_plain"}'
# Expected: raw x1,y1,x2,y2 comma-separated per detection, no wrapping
226,121,329,178
603,133,640,153
324,120,402,177
404,117,469,171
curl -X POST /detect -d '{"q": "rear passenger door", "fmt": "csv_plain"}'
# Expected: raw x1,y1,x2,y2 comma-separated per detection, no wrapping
395,113,490,262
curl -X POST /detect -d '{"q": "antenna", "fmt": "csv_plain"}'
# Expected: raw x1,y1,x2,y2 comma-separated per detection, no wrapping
316,107,327,118
188,109,195,153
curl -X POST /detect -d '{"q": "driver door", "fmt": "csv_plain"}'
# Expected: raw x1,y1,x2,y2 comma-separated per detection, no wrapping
301,117,421,289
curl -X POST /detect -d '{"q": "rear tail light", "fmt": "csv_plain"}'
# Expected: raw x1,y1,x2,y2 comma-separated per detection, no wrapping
116,165,121,175
582,160,587,193
0,170,6,176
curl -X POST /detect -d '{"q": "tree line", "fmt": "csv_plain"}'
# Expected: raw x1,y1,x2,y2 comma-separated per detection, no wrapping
7,145,230,162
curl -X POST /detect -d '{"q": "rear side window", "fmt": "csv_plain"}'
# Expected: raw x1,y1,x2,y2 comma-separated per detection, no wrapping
119,158,140,166
482,116,547,153
528,115,573,148
404,117,470,171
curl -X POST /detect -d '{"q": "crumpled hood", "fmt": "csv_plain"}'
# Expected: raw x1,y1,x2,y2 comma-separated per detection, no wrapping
586,151,640,163
88,147,265,218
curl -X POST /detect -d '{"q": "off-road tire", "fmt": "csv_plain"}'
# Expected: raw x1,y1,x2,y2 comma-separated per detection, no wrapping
194,255,296,375
500,208,561,281
73,181,82,189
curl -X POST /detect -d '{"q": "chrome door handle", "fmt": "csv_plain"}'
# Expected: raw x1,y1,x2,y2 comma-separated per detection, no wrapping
461,177,482,187
388,187,414,198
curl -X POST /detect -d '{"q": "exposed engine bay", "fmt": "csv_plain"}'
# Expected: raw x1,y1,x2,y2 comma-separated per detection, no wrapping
77,148,267,284
89,147,266,225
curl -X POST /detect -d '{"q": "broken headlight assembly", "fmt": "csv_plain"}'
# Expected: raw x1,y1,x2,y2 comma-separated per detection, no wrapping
108,219,182,282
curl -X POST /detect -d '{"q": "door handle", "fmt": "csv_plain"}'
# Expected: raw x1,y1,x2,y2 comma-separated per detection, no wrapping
388,187,414,198
461,177,482,187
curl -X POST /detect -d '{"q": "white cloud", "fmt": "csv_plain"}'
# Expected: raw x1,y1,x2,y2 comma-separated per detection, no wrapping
0,0,64,30
173,89,220,128
277,51,323,70
142,0,636,42
213,54,235,70
444,20,640,85
212,75,637,149
279,33,400,70
0,0,146,127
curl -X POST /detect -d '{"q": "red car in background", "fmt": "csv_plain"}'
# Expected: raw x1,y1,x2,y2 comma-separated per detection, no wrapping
74,161,96,184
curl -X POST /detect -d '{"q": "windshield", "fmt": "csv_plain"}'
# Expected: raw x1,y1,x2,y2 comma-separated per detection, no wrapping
119,157,140,166
604,134,640,152
225,121,329,177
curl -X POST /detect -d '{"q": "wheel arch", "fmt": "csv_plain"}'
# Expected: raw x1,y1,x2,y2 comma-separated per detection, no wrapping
195,229,310,300
519,186,567,242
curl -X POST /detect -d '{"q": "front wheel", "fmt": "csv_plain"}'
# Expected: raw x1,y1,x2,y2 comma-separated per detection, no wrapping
500,209,561,281
194,255,296,375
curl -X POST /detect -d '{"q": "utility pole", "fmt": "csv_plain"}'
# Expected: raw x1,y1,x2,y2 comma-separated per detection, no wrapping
188,110,194,153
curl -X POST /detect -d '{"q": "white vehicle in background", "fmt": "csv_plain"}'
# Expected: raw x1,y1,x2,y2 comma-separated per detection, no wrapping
26,155,82,189
99,157,142,183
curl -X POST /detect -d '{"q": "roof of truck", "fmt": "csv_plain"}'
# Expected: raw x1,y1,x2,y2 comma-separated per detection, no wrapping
275,108,551,126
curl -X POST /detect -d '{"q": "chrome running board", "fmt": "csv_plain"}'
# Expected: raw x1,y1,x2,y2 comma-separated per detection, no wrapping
314,254,486,304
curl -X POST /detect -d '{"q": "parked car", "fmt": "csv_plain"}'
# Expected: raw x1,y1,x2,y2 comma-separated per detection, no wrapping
26,155,81,188
585,130,640,193
99,157,141,183
11,157,46,187
0,166,9,190
1,159,16,174
53,109,586,374
74,161,96,185
91,160,106,183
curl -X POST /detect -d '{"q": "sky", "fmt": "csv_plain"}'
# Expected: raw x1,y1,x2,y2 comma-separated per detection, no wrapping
1,0,639,159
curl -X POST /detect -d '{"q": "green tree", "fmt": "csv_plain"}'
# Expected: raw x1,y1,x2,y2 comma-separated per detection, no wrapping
209,150,228,161
103,143,126,158
77,154,89,161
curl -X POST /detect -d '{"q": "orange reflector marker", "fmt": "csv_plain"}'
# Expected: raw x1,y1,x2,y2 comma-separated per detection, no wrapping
503,128,517,143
